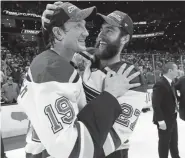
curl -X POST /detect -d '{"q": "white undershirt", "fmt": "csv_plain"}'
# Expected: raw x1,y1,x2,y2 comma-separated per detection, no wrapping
163,75,172,85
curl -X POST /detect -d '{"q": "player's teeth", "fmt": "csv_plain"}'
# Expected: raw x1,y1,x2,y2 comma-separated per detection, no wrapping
100,42,107,44
79,40,84,42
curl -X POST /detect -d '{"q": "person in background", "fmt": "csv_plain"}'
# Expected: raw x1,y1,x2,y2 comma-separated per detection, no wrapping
152,62,180,158
1,70,6,88
177,70,184,79
1,76,19,104
11,67,20,85
19,72,26,87
25,66,29,72
175,75,185,121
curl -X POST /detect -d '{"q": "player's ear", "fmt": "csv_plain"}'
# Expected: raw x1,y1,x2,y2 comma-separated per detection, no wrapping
120,34,130,45
52,27,64,41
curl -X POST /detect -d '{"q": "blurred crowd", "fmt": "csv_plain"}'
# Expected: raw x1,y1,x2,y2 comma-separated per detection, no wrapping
122,52,184,84
1,46,39,104
131,5,185,22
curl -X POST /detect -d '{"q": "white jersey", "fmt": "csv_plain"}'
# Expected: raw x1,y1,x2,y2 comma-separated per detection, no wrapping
18,50,122,158
82,59,147,156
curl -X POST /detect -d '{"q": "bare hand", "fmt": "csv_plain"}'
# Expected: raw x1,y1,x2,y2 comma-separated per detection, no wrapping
42,1,64,28
159,121,167,130
104,63,141,98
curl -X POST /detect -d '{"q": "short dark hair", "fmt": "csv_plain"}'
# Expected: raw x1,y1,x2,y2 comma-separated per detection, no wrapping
43,7,68,48
162,62,176,74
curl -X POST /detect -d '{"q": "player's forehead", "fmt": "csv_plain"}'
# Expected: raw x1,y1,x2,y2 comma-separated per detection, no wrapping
101,22,119,32
65,20,86,28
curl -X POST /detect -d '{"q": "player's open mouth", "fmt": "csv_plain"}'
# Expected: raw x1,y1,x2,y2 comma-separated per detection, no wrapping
78,39,86,45
100,41,107,45
99,41,107,48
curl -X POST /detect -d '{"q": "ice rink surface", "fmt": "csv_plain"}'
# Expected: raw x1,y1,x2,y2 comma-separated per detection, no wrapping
6,111,185,158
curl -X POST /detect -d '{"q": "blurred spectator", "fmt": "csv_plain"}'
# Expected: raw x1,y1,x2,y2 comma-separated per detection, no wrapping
25,66,29,72
154,69,161,82
19,72,26,86
1,70,6,87
1,76,20,104
178,70,184,78
145,70,155,84
11,67,21,85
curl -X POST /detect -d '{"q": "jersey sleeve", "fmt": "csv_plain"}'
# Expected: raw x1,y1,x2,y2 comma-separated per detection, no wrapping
18,57,121,158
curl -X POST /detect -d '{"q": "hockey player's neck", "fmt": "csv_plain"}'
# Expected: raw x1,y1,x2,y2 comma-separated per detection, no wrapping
101,54,121,68
51,44,75,62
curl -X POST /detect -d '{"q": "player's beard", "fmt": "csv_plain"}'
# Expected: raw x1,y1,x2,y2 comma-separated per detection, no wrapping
95,36,122,60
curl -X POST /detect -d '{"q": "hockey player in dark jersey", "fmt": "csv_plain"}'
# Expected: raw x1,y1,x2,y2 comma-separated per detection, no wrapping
42,2,147,158
20,2,142,158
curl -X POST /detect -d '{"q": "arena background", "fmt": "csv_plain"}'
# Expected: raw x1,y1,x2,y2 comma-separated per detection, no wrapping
1,1,185,158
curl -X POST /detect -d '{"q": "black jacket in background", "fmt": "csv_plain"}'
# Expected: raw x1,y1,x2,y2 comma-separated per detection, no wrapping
152,76,177,124
175,76,185,121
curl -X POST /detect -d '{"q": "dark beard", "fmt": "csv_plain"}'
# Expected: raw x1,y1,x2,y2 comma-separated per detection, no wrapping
95,37,121,60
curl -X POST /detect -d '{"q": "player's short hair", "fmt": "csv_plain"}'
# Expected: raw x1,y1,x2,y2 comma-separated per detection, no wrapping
49,25,66,47
162,62,176,74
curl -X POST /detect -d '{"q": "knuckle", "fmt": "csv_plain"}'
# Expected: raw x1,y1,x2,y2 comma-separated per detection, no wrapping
46,4,50,8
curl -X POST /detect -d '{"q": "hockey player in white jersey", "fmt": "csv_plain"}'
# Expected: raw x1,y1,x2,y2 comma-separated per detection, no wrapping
18,2,141,158
76,11,147,158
